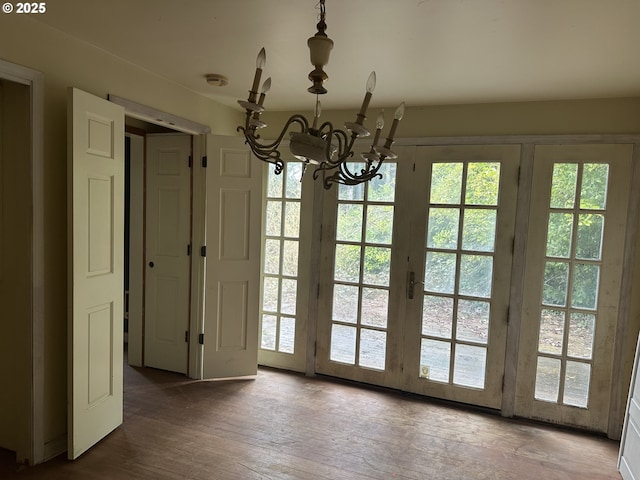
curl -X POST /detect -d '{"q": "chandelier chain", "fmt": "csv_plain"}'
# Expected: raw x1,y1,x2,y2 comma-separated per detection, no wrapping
315,0,327,36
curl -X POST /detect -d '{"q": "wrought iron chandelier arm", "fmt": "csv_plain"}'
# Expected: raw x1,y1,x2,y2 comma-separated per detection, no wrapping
238,114,310,175
316,123,357,166
239,113,309,150
322,155,384,188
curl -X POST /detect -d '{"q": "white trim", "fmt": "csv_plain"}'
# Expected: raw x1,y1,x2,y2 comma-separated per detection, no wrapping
190,134,207,380
502,144,535,417
393,134,640,147
618,333,640,476
108,95,211,135
0,59,45,464
609,143,640,440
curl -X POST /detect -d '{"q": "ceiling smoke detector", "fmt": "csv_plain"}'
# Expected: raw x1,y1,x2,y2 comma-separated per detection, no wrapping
205,74,229,87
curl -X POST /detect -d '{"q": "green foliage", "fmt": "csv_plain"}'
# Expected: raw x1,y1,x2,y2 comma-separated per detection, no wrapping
331,160,608,313
334,170,396,286
425,162,500,293
543,163,608,309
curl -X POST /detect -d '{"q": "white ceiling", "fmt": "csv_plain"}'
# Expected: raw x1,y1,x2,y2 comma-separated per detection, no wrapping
34,0,640,111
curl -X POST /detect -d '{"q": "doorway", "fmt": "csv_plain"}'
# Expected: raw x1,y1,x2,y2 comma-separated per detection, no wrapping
124,119,193,375
0,77,32,463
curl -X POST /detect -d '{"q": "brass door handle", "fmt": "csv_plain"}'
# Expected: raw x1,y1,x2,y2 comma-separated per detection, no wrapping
407,271,424,300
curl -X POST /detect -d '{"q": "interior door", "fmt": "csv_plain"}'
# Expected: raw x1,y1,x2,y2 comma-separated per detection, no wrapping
201,135,262,378
67,87,124,459
619,333,640,480
515,144,632,431
145,134,192,374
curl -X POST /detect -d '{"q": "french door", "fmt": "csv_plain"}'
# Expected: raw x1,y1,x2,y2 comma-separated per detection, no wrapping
316,145,520,408
514,144,632,431
314,142,633,431
402,145,520,408
258,160,312,372
316,150,411,388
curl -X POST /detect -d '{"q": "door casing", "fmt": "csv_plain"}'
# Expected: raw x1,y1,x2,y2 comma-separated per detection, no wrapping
0,59,44,465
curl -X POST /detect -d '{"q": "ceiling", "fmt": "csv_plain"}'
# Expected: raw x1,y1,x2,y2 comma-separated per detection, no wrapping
34,0,640,112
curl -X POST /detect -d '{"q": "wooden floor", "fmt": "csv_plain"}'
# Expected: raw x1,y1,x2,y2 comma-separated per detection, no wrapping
1,362,622,479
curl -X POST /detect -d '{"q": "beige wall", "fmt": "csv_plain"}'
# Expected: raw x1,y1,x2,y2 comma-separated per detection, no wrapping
0,14,241,454
0,79,31,460
262,97,640,139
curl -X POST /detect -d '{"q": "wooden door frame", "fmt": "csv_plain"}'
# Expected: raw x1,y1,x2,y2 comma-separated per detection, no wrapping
123,127,146,368
0,59,45,464
143,132,193,374
127,130,207,380
125,127,195,374
109,96,211,380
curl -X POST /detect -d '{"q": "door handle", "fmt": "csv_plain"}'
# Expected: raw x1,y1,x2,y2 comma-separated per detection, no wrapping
148,261,155,268
407,271,424,300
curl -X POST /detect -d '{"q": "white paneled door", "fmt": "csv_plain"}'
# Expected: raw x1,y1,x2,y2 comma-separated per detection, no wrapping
145,134,192,374
67,88,124,459
201,135,262,378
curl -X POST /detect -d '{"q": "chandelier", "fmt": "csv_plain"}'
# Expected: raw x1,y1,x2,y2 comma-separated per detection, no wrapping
237,0,405,188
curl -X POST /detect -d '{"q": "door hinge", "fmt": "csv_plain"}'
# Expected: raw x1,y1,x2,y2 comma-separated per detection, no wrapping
187,244,191,256
198,333,204,345
316,284,320,299
185,330,189,342
188,155,193,168
314,341,317,357
202,156,208,168
200,246,207,257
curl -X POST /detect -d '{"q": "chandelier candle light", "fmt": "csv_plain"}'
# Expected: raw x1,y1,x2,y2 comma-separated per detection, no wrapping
237,0,405,188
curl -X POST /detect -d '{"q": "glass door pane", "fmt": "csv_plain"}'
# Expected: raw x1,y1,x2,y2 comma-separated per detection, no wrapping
534,163,606,408
258,161,306,369
404,146,520,409
420,161,498,390
515,144,632,432
330,163,396,370
316,155,407,388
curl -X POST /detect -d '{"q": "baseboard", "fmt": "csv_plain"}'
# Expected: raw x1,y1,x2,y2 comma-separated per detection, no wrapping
42,434,66,462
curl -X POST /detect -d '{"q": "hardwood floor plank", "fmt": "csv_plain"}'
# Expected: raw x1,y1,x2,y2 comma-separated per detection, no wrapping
0,363,621,479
